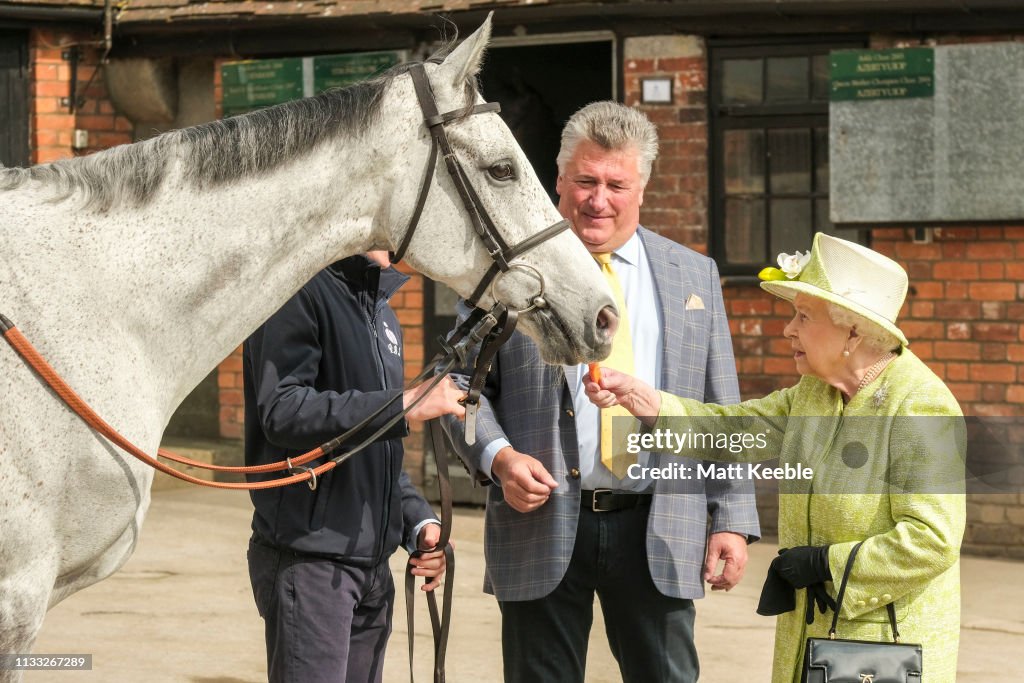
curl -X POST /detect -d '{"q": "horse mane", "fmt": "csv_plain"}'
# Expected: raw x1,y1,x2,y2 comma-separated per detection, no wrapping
0,50,479,213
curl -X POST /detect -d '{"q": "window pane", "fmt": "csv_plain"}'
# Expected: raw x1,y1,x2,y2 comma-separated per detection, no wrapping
815,198,835,234
725,198,766,264
814,127,829,192
770,199,812,256
724,129,765,194
722,59,762,104
768,129,811,194
766,56,809,102
812,54,829,101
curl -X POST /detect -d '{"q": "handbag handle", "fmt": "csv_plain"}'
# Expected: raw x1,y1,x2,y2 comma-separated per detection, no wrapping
829,541,901,643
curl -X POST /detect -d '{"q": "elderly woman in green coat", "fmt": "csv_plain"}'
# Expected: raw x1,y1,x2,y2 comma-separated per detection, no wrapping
587,233,965,683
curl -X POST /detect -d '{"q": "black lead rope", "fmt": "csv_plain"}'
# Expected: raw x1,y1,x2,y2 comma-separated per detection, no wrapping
404,303,517,683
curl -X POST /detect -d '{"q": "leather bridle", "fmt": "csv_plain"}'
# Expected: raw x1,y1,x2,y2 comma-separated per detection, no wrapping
390,62,571,311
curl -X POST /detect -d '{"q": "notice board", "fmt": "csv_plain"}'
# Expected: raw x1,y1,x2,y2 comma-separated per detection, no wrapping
221,51,403,118
830,42,1024,224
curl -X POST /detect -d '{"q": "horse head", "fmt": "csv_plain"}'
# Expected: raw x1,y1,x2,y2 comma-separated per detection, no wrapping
374,16,617,365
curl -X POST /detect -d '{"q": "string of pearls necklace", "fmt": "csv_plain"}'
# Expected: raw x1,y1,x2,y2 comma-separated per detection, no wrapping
857,351,897,393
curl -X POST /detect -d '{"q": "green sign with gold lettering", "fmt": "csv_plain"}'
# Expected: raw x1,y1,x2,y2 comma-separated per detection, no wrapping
830,48,934,102
221,51,402,117
314,52,401,91
222,58,304,117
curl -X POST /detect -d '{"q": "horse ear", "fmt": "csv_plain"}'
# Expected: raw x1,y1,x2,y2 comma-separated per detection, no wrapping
441,12,493,88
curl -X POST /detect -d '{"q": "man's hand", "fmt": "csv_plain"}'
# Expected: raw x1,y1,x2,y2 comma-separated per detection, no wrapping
704,531,749,592
491,447,558,513
403,375,466,424
410,523,447,592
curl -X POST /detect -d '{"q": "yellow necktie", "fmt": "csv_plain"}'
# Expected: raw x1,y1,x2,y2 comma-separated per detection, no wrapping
594,253,639,479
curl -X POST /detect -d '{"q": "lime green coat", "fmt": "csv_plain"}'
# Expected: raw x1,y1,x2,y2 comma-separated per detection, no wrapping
657,348,965,683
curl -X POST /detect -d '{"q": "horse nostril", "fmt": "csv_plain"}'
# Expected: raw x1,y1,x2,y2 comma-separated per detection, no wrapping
596,305,619,341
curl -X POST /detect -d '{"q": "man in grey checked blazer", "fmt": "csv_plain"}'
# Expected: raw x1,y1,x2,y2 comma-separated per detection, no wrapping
445,102,759,682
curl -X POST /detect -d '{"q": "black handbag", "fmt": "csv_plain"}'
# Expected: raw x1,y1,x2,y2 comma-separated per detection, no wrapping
802,542,923,683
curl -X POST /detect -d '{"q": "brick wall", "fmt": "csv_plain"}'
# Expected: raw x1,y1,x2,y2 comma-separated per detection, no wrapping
29,29,132,164
390,265,427,485
874,227,1024,558
624,36,710,252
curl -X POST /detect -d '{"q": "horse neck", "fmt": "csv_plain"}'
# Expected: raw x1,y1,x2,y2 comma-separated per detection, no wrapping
147,140,402,410
16,128,404,423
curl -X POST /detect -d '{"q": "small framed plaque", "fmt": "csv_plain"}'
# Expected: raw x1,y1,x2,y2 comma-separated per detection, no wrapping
641,77,673,104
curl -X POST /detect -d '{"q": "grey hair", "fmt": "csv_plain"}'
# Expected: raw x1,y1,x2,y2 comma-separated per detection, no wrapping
0,53,478,213
826,303,901,353
556,101,659,184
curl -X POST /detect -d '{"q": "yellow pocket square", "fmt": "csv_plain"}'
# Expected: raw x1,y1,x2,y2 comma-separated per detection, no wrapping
685,294,705,310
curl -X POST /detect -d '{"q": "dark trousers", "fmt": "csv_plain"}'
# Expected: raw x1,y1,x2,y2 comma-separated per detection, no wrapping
247,538,394,683
499,502,699,683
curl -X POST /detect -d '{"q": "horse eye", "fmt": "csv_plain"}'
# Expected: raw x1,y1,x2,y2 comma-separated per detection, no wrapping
488,162,516,181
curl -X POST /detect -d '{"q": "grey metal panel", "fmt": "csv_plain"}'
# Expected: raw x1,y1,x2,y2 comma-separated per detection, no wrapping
831,42,1024,224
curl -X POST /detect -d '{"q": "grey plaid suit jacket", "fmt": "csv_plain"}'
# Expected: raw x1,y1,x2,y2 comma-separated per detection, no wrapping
444,227,760,601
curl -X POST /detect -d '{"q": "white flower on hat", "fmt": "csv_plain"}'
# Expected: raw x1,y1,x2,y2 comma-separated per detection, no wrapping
777,250,811,279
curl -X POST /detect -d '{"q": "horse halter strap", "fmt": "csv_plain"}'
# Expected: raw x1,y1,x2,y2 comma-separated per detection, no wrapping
390,62,572,309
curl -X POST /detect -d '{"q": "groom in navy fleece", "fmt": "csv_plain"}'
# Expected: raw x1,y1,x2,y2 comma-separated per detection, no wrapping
243,251,465,683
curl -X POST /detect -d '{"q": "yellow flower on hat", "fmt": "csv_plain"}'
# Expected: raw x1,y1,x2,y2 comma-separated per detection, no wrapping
757,267,787,281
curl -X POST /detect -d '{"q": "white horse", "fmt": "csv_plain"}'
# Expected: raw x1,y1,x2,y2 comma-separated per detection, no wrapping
0,18,614,673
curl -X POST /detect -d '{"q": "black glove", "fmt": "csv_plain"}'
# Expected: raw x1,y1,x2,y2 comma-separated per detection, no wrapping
804,584,837,625
771,545,832,588
765,546,836,625
757,562,796,616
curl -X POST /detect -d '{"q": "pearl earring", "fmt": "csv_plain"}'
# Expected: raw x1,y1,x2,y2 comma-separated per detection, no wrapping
842,349,850,357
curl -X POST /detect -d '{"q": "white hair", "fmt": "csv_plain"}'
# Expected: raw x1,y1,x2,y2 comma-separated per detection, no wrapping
556,101,659,184
826,303,901,353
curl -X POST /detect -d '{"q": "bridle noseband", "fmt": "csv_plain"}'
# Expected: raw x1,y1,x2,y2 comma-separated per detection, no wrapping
389,62,571,312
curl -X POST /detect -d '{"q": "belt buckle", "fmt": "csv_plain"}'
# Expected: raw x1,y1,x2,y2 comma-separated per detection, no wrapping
591,488,612,512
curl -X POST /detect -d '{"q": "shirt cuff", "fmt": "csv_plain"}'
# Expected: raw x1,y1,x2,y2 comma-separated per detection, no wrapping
480,438,512,484
411,519,442,549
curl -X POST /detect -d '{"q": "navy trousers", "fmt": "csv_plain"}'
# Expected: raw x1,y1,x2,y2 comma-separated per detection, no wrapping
248,537,394,683
498,502,699,683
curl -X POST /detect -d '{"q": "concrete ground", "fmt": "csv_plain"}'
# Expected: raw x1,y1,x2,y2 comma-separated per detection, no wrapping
26,486,1024,682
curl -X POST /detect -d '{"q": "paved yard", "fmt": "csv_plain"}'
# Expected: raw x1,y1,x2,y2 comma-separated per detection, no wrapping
26,487,1024,682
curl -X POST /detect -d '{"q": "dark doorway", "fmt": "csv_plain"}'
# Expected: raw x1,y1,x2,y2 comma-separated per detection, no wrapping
422,37,614,501
0,30,29,168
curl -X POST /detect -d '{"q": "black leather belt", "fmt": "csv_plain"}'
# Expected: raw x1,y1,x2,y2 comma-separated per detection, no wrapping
581,489,653,513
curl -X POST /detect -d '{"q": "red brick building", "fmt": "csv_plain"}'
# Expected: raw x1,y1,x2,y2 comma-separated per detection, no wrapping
2,0,1022,556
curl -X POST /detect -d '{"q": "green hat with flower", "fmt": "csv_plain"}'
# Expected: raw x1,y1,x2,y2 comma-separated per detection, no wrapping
758,233,909,346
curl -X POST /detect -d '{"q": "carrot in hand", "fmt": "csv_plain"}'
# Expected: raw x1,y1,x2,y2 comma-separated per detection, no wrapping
588,363,602,384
